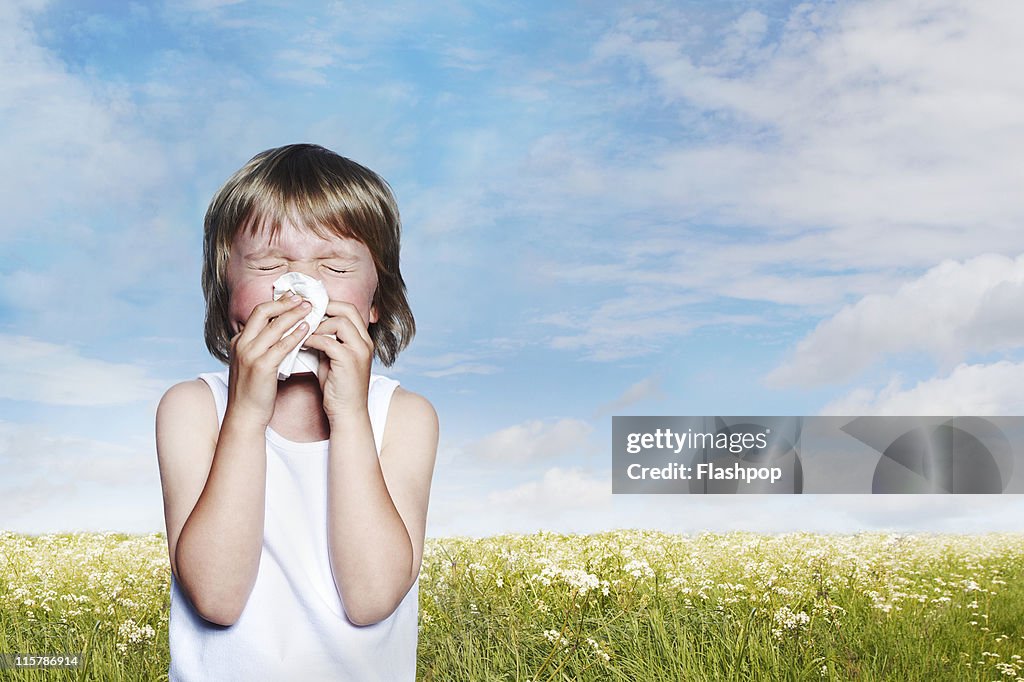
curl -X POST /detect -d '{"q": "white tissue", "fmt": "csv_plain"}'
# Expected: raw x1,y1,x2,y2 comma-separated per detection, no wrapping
272,272,329,380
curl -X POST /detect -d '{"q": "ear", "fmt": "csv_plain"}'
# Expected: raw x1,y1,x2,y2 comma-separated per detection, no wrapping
369,284,380,325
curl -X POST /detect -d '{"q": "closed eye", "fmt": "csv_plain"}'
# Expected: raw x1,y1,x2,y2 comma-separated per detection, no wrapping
256,265,283,271
325,266,348,274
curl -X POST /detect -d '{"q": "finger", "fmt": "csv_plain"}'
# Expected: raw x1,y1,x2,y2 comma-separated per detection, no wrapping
237,319,307,370
335,315,374,354
252,300,313,349
289,320,310,342
270,321,309,356
319,302,373,347
300,333,345,367
322,300,374,346
238,295,306,344
312,316,372,357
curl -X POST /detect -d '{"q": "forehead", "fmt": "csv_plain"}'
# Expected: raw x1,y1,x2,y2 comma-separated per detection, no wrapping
233,219,367,258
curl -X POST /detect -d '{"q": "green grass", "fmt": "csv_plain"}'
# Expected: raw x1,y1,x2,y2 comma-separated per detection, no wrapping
2,530,1023,680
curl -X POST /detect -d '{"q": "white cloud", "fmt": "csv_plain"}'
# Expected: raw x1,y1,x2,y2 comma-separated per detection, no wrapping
467,418,593,462
0,4,207,348
423,465,612,538
426,477,1024,537
0,2,168,238
509,0,1024,365
0,419,159,527
767,254,1024,387
181,0,245,11
0,334,167,405
393,351,503,379
594,375,667,416
534,286,763,361
270,36,341,86
820,361,1024,416
406,191,497,235
823,495,1024,531
422,363,500,379
591,0,1024,243
486,467,610,512
0,421,155,483
653,495,1024,534
440,45,493,72
0,481,80,526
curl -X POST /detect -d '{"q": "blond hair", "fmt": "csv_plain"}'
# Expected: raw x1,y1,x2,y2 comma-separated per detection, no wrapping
201,144,414,367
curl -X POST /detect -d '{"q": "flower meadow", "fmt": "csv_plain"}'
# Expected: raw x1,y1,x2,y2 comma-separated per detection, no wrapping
1,530,1023,681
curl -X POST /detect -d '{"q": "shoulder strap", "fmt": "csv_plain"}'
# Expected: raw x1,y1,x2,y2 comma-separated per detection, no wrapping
197,369,229,428
196,370,398,453
368,374,400,455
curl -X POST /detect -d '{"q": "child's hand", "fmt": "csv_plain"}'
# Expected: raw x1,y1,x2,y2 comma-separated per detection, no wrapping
301,300,374,422
226,295,312,428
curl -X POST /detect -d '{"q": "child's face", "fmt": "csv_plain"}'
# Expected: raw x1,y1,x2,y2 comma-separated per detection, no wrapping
225,218,380,336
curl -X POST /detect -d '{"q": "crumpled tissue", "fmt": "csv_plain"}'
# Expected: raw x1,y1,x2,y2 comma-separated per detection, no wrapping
272,272,329,380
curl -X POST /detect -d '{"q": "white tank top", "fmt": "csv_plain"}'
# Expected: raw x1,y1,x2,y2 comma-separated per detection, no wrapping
168,370,419,681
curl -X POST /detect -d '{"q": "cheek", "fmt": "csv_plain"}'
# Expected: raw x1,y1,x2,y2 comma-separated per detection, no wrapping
228,282,273,333
326,280,377,324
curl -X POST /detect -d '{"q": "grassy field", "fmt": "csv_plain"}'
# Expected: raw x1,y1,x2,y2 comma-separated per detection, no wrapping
1,529,1023,681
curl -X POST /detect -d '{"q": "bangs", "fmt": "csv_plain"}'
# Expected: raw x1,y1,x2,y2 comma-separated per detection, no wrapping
203,143,412,367
236,194,357,246
229,146,398,268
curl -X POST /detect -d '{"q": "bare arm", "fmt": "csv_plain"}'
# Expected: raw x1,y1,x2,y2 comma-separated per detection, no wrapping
156,295,312,626
159,387,269,626
156,379,217,586
325,387,439,626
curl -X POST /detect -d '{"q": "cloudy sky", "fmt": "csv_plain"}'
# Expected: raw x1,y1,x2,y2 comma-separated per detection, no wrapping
3,0,1024,537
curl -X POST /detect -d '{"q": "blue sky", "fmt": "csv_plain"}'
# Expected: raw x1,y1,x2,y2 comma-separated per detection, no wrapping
3,0,1024,536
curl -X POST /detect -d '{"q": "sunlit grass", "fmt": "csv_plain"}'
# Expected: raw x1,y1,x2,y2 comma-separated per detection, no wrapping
2,530,1023,680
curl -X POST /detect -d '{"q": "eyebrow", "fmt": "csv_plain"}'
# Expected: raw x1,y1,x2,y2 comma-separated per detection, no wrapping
244,246,357,259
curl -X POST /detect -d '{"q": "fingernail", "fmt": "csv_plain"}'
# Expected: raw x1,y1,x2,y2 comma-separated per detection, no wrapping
301,301,311,309
290,294,302,301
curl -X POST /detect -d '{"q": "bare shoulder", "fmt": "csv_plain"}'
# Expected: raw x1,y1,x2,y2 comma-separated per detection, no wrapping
158,379,214,415
156,380,218,448
377,385,439,585
386,387,439,436
155,379,219,581
380,386,439,460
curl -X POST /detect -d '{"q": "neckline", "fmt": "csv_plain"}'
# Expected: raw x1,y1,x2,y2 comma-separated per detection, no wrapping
205,370,390,454
265,425,329,453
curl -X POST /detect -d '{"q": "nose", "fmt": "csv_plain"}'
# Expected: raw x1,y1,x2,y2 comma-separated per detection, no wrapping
286,261,322,281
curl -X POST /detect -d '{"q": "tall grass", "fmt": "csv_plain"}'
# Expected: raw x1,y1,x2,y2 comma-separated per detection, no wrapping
1,530,1022,680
